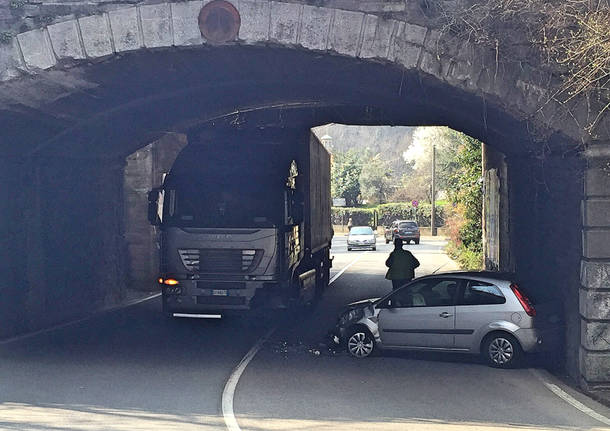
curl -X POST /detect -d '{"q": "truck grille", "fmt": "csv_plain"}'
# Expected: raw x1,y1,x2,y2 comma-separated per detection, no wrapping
178,249,261,273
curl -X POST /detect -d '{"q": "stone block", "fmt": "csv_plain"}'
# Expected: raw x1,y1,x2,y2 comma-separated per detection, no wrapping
581,261,610,290
329,9,364,56
583,230,610,259
171,1,204,46
0,39,25,82
580,348,610,383
360,15,395,59
17,28,56,70
586,167,610,197
109,7,142,52
402,22,427,46
47,19,85,60
582,320,610,351
140,3,173,48
584,199,610,227
269,1,300,45
237,0,270,43
299,5,332,51
78,14,113,58
580,288,610,320
419,50,443,78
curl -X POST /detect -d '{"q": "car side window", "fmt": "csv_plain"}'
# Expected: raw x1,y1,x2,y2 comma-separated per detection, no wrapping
389,279,459,308
458,280,506,306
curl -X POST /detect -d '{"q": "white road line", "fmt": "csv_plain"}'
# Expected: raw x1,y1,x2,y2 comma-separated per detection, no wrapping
0,293,161,345
329,251,369,285
222,254,361,431
530,369,610,426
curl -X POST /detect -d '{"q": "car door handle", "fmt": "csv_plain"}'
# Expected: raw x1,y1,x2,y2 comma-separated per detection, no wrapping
439,312,453,318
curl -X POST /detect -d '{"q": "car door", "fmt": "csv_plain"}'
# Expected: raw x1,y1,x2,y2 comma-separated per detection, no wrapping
378,278,462,349
454,280,508,350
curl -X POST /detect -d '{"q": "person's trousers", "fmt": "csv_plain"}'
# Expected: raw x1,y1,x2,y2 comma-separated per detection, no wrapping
391,279,410,290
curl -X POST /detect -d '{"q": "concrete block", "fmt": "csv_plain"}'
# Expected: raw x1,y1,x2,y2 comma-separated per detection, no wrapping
17,29,56,70
299,5,332,51
580,348,610,383
329,9,364,56
581,261,610,290
78,14,113,58
237,0,270,43
583,230,610,259
584,199,610,227
360,15,395,59
582,320,610,351
140,3,173,48
586,167,610,197
270,1,301,45
109,7,142,52
171,1,204,46
424,29,441,51
47,19,85,60
580,288,610,320
0,39,25,82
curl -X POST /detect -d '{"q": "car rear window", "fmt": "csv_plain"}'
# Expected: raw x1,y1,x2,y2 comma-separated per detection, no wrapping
459,281,506,305
398,222,418,229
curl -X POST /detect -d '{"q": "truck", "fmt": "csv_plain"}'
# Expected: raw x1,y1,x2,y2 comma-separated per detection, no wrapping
147,129,332,317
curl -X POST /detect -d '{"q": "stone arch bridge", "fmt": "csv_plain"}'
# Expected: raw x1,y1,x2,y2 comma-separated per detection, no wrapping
0,0,608,388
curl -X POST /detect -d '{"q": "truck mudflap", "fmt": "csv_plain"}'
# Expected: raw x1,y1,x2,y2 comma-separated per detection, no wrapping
299,269,317,303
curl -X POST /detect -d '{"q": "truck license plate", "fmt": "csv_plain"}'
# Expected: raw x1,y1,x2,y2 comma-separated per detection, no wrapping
212,289,228,296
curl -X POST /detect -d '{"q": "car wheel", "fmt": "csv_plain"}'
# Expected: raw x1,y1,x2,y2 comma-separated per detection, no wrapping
482,333,522,368
385,238,389,244
372,246,376,251
347,328,376,358
347,247,351,251
415,239,420,245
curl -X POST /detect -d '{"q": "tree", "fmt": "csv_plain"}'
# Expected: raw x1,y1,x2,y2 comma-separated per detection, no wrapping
360,154,393,204
331,150,362,207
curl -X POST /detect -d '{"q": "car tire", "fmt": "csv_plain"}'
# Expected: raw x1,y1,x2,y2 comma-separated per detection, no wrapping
346,327,376,358
372,246,376,251
347,247,351,251
415,239,420,245
482,333,522,368
385,238,389,244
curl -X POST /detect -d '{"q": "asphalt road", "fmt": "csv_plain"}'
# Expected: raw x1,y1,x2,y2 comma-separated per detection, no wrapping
1,237,609,431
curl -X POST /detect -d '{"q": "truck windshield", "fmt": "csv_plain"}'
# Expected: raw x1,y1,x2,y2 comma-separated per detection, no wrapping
161,143,290,228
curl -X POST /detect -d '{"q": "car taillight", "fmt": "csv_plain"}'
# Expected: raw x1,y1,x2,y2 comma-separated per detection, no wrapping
510,283,536,317
394,229,398,233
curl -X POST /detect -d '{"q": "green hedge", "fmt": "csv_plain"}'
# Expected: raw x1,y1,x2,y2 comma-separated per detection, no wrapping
332,203,446,228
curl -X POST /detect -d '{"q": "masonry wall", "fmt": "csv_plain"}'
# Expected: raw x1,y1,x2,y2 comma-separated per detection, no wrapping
0,156,127,338
580,145,610,389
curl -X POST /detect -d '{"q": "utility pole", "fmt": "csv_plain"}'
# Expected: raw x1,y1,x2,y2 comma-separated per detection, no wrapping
431,144,437,236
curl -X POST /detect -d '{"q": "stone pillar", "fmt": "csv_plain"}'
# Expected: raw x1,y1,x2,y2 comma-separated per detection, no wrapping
123,133,187,290
580,143,610,388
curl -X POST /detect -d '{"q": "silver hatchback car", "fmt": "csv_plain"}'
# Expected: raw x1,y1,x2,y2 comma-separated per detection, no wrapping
332,272,560,368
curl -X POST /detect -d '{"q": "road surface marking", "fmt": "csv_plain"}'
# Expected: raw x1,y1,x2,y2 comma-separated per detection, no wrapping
222,254,360,431
329,251,369,285
530,369,610,426
0,293,161,345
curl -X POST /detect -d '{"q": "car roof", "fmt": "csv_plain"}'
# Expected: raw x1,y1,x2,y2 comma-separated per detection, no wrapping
417,271,517,282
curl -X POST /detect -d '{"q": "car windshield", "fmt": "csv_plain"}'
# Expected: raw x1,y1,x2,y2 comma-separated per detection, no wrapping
350,227,373,235
398,222,418,229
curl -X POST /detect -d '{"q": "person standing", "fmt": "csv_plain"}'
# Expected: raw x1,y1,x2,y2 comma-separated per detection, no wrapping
385,238,420,290
347,217,353,232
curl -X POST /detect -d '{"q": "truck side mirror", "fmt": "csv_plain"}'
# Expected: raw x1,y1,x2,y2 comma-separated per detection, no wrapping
148,189,161,226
